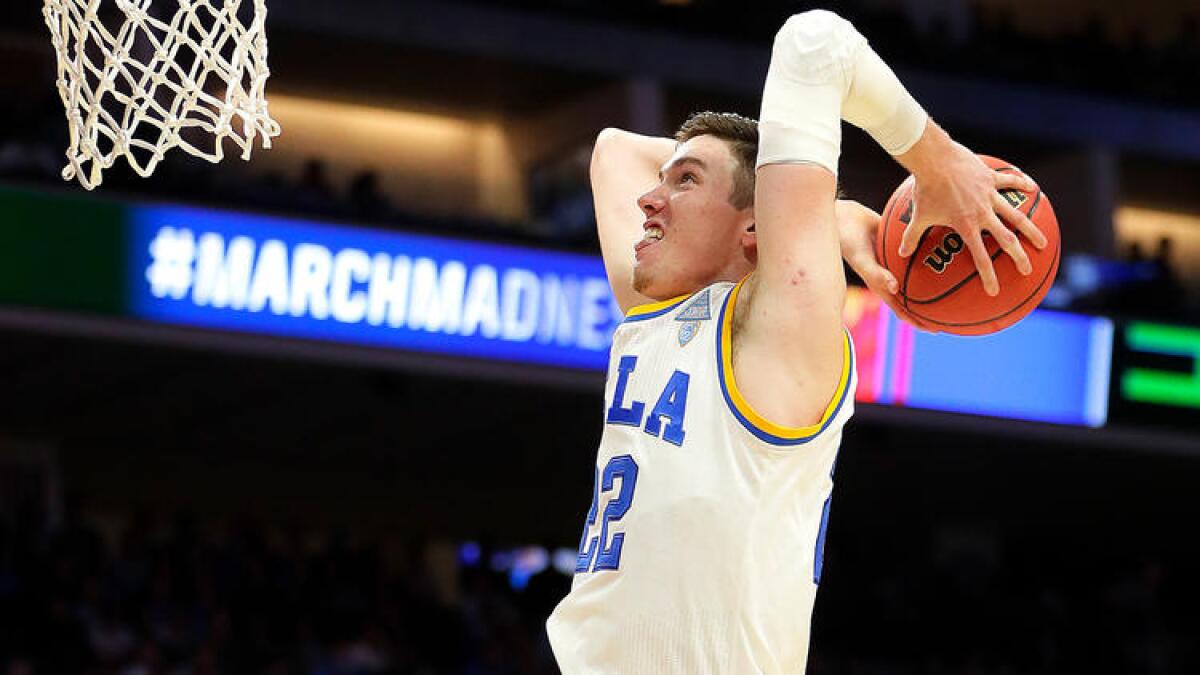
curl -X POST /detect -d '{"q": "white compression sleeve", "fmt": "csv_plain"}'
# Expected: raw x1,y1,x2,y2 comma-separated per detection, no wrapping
841,35,929,156
756,10,929,174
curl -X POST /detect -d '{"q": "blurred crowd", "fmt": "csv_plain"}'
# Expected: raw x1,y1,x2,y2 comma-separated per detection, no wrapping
892,7,1200,109
495,0,1200,110
0,126,565,251
811,527,1198,675
0,505,1195,675
0,507,569,675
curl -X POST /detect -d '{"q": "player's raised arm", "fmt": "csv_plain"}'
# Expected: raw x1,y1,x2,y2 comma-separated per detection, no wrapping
738,10,944,427
737,11,866,430
589,128,676,314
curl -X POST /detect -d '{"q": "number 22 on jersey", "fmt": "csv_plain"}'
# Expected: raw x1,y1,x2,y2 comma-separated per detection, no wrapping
575,455,640,573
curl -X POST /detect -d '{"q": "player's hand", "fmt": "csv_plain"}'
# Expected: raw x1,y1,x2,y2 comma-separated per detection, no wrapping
897,135,1048,296
835,199,929,329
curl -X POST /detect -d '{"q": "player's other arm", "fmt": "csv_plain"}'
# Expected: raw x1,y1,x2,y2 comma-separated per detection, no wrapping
835,198,931,328
590,128,676,314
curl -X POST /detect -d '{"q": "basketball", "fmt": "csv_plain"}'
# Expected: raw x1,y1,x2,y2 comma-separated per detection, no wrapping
875,155,1061,335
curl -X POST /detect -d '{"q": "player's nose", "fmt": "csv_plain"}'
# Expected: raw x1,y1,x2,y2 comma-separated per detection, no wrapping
637,186,666,215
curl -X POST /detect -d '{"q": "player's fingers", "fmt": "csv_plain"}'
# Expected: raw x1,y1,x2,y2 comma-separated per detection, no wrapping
848,249,899,295
963,230,1000,296
841,230,914,316
994,171,1037,193
878,268,899,295
992,192,1047,250
868,267,900,296
897,211,928,258
984,211,1031,276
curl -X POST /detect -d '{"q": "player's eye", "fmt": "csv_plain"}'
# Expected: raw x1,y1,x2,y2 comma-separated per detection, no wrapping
680,172,697,184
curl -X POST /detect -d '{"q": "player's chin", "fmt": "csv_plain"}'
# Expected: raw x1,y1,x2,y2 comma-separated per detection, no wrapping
634,269,687,302
631,261,654,296
633,267,672,299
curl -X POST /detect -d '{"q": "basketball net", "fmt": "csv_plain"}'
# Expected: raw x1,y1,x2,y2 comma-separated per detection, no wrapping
42,0,281,190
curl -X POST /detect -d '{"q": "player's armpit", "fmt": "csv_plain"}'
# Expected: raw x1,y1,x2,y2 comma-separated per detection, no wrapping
733,163,847,430
590,128,676,314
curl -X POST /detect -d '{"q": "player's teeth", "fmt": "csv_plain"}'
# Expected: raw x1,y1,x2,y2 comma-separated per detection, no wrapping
645,226,663,240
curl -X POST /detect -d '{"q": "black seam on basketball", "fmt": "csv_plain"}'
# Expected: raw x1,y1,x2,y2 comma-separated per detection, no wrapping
900,227,934,311
1026,189,1042,219
903,242,1058,327
902,239,1060,328
880,182,904,274
905,246,1005,305
902,189,1043,304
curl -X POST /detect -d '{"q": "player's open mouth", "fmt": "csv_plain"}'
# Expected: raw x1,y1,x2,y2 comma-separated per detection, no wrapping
635,225,663,257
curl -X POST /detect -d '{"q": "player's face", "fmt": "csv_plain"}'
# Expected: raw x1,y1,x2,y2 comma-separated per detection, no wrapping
632,136,756,300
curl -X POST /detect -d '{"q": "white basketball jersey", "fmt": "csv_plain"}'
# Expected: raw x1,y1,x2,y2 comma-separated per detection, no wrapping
546,279,856,674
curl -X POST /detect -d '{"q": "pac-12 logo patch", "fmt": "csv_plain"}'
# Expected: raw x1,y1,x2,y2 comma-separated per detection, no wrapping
675,288,712,347
676,288,712,321
678,321,699,346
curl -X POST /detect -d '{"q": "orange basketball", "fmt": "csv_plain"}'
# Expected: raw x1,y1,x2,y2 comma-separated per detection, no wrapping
875,155,1061,336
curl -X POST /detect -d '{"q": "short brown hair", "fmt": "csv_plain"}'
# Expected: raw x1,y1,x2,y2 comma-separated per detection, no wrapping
674,111,758,210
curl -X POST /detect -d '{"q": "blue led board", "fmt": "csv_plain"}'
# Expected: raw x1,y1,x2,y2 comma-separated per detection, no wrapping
120,200,1112,426
846,290,1111,427
128,206,623,370
903,310,1112,427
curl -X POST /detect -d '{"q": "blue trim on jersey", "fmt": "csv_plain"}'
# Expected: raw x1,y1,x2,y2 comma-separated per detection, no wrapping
813,491,833,584
714,286,855,446
621,294,694,323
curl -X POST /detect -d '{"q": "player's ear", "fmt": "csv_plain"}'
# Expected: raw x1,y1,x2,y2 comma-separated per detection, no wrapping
741,220,757,260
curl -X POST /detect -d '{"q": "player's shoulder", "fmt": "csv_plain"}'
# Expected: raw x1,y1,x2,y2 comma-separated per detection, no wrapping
716,273,856,442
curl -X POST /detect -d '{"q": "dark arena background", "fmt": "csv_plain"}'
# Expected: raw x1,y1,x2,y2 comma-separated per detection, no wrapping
2,1,1200,673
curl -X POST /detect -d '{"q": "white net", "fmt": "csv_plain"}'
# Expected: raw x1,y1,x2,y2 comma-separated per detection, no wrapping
42,0,281,190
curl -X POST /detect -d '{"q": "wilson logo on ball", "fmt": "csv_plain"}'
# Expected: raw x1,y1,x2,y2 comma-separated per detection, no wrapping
999,189,1027,209
923,232,965,273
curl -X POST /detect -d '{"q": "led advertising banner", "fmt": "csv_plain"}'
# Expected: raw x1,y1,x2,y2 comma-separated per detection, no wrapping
0,185,1117,427
842,291,1112,427
0,187,127,314
128,206,624,371
1121,322,1200,409
1107,321,1200,432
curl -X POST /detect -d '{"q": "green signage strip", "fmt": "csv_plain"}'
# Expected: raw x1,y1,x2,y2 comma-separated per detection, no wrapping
0,186,128,315
1121,322,1200,409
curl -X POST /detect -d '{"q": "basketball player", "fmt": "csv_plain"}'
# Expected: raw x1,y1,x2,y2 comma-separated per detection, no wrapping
546,10,1046,673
